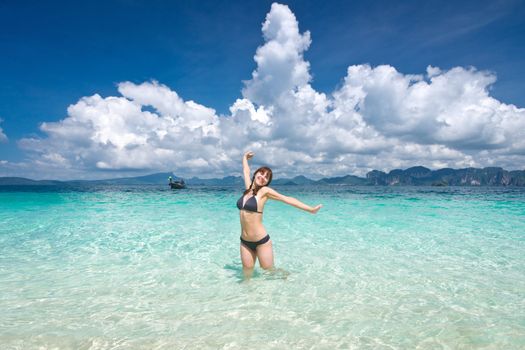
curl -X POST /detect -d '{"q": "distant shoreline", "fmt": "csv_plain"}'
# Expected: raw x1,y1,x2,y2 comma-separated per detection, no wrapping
1,166,524,186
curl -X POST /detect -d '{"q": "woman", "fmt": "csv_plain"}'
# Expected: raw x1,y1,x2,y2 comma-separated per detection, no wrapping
237,151,322,278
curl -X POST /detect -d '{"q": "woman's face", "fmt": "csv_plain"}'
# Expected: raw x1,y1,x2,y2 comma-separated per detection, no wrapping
255,170,270,187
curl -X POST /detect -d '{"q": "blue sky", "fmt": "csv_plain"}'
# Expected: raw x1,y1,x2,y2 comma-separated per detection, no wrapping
1,0,524,179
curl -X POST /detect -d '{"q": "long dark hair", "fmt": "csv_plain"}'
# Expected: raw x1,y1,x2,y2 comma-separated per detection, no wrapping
244,166,273,196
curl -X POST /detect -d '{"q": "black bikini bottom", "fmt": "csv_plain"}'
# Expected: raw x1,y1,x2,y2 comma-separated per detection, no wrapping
240,234,270,251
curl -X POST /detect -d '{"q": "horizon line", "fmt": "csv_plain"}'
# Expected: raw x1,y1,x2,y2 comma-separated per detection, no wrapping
1,165,524,182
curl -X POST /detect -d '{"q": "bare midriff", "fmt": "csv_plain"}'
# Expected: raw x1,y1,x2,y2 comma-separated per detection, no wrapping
239,210,267,241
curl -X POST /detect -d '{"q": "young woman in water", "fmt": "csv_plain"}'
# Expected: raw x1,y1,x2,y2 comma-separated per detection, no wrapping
237,151,322,278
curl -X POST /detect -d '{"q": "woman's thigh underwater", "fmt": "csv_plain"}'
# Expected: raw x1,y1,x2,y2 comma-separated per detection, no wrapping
256,240,274,269
240,243,256,268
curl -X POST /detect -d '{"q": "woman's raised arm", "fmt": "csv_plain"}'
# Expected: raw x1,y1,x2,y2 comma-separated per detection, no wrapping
264,187,322,214
242,151,254,189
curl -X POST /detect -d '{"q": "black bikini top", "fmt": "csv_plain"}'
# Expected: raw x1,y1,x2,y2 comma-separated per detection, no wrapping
237,194,262,213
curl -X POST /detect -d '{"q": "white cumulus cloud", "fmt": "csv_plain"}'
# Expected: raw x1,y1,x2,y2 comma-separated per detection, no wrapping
18,82,232,177
343,64,523,149
11,2,525,180
243,3,312,107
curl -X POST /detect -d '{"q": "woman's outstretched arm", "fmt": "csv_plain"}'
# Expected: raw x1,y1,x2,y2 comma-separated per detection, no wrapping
264,187,322,214
242,151,254,189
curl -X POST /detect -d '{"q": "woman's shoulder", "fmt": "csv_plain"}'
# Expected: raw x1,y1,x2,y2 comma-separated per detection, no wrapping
258,186,271,195
259,186,277,197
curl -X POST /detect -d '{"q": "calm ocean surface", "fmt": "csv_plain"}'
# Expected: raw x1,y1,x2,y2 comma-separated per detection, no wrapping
1,185,524,349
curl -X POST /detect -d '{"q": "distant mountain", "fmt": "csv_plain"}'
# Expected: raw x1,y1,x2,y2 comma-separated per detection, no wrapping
0,177,64,186
0,173,180,186
366,166,525,186
73,172,177,185
1,167,524,186
291,175,317,185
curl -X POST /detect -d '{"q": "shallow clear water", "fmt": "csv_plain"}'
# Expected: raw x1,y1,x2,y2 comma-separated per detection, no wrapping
1,185,524,349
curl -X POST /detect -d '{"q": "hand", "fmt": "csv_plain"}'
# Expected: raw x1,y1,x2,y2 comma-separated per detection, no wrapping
310,204,322,214
244,151,254,160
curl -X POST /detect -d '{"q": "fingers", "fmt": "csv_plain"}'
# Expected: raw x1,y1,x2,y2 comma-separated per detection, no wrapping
244,151,254,159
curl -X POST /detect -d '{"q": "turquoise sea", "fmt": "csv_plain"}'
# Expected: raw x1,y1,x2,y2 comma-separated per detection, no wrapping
1,185,524,349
